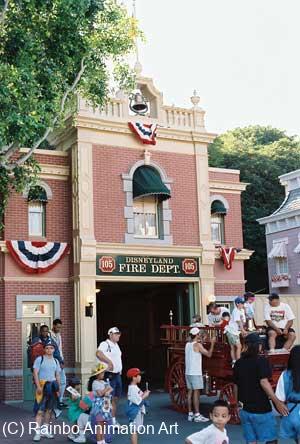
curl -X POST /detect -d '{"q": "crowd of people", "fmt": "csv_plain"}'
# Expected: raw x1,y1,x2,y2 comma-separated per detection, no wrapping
185,292,299,444
29,291,300,444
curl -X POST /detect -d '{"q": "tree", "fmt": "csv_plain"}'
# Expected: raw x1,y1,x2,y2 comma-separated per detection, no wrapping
0,0,138,226
209,126,300,292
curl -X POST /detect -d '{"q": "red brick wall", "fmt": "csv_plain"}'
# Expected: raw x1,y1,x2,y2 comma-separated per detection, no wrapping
4,177,72,243
0,281,74,401
215,282,245,296
223,193,244,248
209,170,240,183
93,146,200,245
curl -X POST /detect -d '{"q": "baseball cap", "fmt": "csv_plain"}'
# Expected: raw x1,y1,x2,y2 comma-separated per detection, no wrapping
190,327,200,336
126,368,144,378
108,327,121,335
69,376,81,386
245,333,263,344
268,292,279,301
234,297,245,305
43,339,56,348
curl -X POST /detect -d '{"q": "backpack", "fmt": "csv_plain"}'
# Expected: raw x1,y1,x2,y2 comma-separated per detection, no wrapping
28,341,44,369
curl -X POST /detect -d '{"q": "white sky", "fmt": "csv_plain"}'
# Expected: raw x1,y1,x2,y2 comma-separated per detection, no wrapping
123,0,300,136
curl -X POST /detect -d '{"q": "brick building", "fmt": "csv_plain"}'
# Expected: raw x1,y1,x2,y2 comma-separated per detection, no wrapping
0,74,252,401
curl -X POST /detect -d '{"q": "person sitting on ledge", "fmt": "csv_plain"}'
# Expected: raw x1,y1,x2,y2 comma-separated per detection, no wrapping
264,293,296,352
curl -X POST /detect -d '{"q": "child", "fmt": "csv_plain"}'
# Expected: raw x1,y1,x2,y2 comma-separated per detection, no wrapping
67,376,93,443
88,363,113,444
243,292,256,330
185,399,230,444
126,368,150,444
190,314,204,328
276,345,300,443
220,312,230,331
224,297,246,365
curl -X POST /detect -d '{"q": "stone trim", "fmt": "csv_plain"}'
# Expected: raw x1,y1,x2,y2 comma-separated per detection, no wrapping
16,294,60,320
22,180,53,200
209,167,240,175
210,194,230,211
122,160,173,245
209,180,248,192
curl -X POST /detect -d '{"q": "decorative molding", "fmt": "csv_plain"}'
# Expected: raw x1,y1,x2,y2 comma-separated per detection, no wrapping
210,194,230,210
215,279,247,284
23,180,53,200
96,242,202,257
39,164,70,180
209,180,248,193
2,277,70,283
209,167,240,175
19,148,68,157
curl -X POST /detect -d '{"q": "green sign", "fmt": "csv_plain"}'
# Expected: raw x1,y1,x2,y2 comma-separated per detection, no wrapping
96,255,200,277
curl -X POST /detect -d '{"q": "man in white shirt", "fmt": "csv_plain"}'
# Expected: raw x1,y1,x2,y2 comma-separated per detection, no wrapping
96,326,122,427
51,319,67,409
207,303,230,326
264,293,296,352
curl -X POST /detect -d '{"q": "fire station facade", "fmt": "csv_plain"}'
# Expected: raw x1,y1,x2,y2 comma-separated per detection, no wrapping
0,76,252,401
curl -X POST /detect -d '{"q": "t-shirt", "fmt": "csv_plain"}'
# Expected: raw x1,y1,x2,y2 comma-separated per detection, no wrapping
208,307,230,326
33,355,60,381
92,380,105,396
225,307,246,335
233,356,272,413
244,302,255,320
186,424,229,444
128,384,146,414
264,302,295,329
275,371,286,402
97,339,122,373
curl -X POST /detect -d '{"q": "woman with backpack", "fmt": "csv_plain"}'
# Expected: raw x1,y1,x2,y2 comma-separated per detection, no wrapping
32,338,61,442
276,345,300,443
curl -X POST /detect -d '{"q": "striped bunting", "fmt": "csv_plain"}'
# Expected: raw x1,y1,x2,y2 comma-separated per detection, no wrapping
6,240,69,274
128,122,158,145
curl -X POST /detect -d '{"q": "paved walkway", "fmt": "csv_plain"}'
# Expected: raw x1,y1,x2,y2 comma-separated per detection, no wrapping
0,393,294,443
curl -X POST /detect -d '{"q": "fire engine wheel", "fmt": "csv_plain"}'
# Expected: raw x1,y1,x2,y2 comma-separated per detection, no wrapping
167,360,188,413
220,383,240,425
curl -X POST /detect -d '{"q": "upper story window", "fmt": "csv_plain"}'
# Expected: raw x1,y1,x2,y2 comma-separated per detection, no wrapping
275,257,288,275
211,200,227,244
27,186,47,237
133,196,159,238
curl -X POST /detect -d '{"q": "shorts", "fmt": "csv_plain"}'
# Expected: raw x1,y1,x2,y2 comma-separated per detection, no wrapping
131,411,144,432
185,375,204,390
266,327,295,349
108,373,122,398
240,409,277,443
226,331,240,346
279,404,300,440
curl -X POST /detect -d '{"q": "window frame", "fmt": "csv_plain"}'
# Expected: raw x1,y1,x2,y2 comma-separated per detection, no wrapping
211,213,225,244
275,257,288,275
133,196,160,239
28,201,46,237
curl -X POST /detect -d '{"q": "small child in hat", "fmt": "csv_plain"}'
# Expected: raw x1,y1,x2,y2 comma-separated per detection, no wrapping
126,368,150,444
88,363,113,444
224,297,247,365
66,375,93,443
185,399,230,444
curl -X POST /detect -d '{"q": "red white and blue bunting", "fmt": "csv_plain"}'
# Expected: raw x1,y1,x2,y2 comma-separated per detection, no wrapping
128,122,158,145
6,240,69,274
219,246,236,270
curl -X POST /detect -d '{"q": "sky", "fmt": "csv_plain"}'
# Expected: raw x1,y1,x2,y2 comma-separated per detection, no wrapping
122,0,300,136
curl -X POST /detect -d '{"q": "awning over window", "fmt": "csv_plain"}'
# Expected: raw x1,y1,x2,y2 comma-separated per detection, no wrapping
294,242,300,254
27,186,48,202
268,242,287,258
133,166,171,201
211,200,227,215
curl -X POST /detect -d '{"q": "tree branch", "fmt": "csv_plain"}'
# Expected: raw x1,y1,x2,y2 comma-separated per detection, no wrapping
0,141,20,161
2,57,87,170
0,0,10,26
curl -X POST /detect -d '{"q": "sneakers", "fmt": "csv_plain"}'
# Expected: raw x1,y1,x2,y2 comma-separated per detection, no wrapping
33,433,41,442
73,434,86,443
187,412,194,421
42,432,54,439
68,433,77,441
54,408,62,418
194,413,210,423
58,401,68,409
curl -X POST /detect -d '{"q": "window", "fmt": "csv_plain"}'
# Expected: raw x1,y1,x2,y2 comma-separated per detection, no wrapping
28,201,46,236
211,214,225,244
133,196,159,238
275,257,288,275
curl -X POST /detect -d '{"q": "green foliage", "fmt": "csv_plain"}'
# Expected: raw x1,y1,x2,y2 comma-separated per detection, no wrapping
0,0,138,226
209,126,300,292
